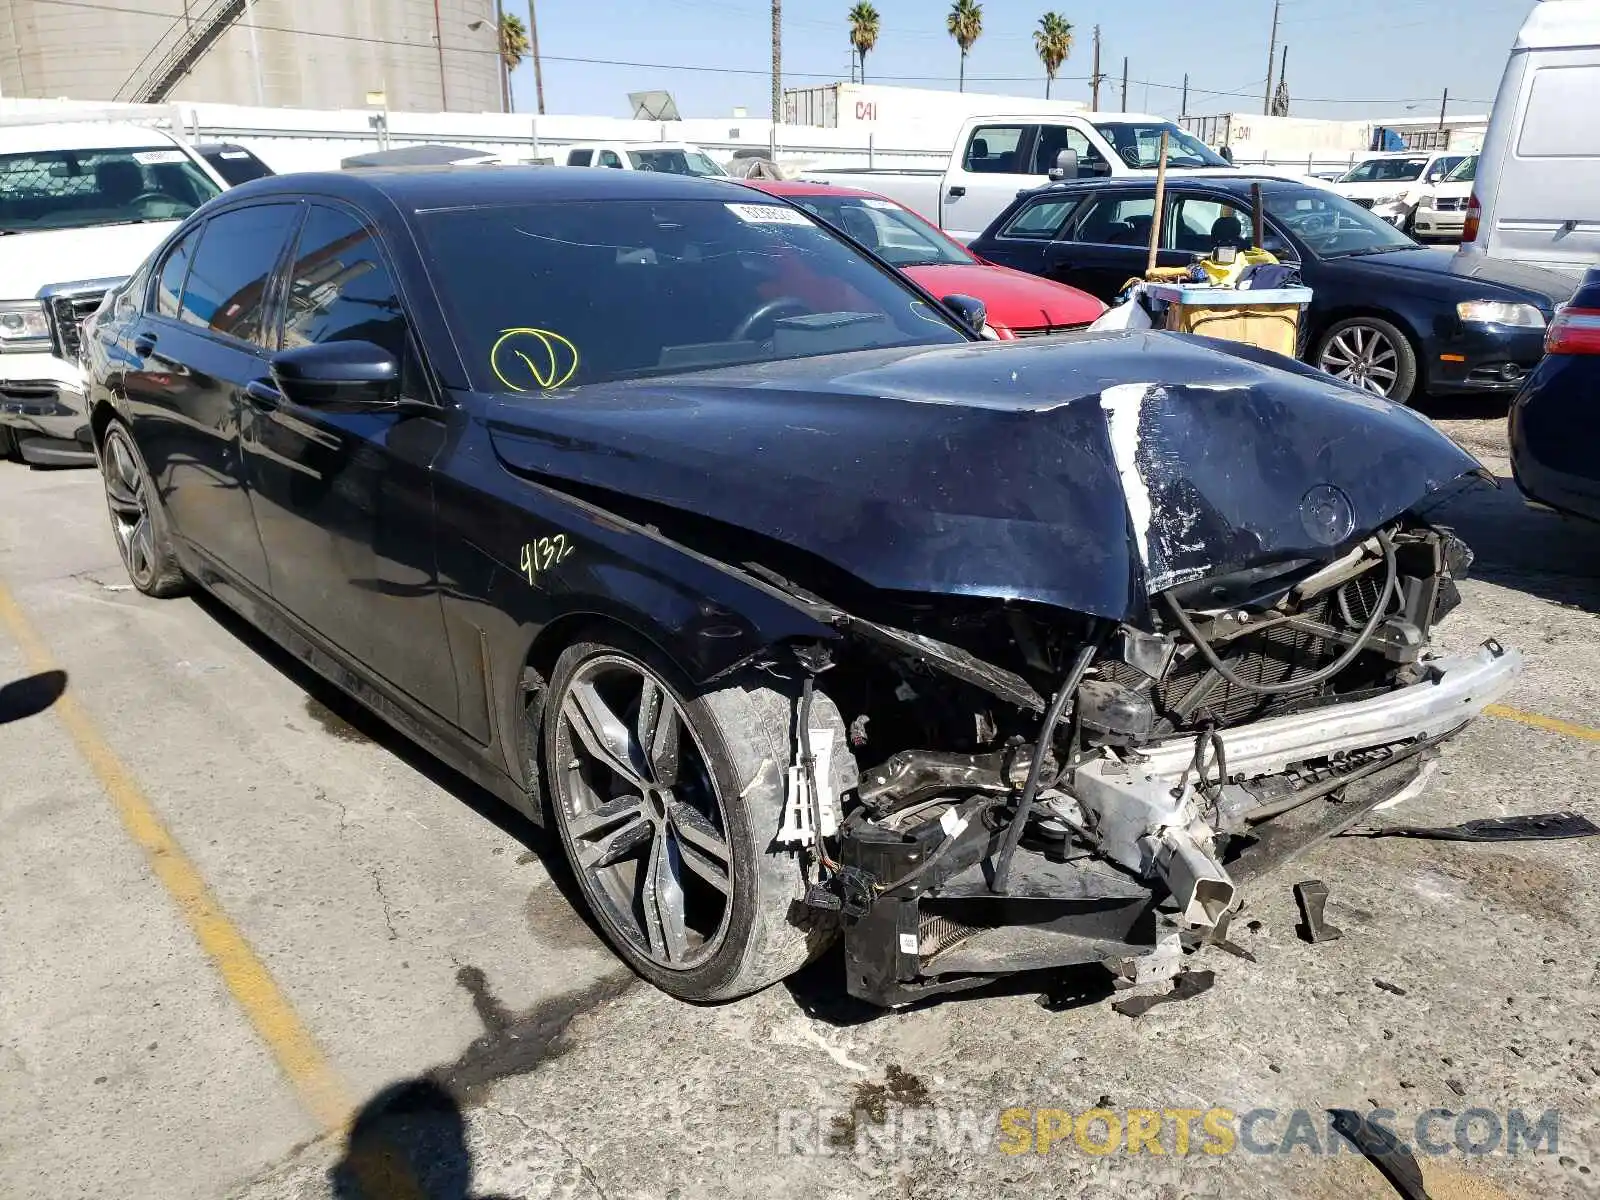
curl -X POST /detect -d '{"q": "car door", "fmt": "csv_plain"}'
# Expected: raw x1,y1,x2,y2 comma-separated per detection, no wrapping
941,123,1041,242
119,203,302,599
968,193,1087,276
1045,190,1186,301
239,200,457,720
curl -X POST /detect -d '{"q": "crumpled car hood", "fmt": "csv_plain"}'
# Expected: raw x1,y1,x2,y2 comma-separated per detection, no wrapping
484,330,1482,621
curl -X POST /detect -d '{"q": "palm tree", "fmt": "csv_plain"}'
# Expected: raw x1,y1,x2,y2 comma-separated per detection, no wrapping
1033,12,1073,99
946,0,982,93
499,11,530,112
848,3,880,85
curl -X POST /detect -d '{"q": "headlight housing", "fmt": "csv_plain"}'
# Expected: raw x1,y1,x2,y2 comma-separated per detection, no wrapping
0,301,49,350
1457,301,1546,329
1373,192,1408,207
1417,193,1436,208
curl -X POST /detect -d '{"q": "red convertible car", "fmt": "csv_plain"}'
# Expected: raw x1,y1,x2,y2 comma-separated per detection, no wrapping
747,179,1105,339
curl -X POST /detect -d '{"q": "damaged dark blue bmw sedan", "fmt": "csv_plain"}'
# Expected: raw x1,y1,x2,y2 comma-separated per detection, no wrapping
80,168,1519,1007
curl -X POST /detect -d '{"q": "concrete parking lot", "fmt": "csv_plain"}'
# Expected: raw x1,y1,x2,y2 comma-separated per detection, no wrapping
1,403,1597,1200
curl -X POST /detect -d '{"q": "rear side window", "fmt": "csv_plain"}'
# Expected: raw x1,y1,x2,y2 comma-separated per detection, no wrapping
963,125,1026,173
281,205,408,367
1073,194,1157,246
1000,197,1082,239
1517,65,1600,157
567,149,594,166
178,203,300,346
152,226,199,318
598,150,623,168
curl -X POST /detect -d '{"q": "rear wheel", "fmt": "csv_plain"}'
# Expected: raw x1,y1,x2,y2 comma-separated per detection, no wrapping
100,421,187,597
542,632,821,1002
1314,316,1418,404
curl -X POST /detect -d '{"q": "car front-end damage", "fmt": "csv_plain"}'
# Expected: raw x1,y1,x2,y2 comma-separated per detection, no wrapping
489,332,1520,1006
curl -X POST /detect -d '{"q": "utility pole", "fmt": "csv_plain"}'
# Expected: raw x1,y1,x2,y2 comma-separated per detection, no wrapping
432,0,448,110
1090,25,1101,111
770,0,782,160
1180,72,1188,119
527,0,546,114
1438,86,1449,131
1263,0,1279,116
1120,56,1128,112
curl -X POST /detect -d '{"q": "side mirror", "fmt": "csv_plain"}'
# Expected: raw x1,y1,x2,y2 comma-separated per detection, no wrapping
942,293,988,335
269,340,400,409
1048,148,1079,182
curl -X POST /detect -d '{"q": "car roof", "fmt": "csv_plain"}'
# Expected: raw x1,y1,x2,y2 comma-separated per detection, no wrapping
215,165,756,211
1018,174,1306,201
747,179,885,200
0,121,183,154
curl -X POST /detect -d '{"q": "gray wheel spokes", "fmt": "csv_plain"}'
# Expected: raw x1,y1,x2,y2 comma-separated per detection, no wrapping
564,681,647,788
637,676,682,787
1322,333,1359,373
584,810,654,872
566,790,648,842
668,800,731,895
104,436,143,516
641,829,689,964
129,515,156,578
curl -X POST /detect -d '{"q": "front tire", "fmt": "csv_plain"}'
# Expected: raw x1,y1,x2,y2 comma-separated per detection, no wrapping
1314,316,1418,404
99,421,187,597
542,632,823,1002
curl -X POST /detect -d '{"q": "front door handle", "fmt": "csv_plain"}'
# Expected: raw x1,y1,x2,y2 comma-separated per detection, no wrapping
244,379,282,408
132,333,157,358
948,186,967,199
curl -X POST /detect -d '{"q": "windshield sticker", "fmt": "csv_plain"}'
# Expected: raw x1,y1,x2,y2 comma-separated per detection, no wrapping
490,327,579,392
725,203,811,227
520,534,574,586
133,149,188,165
860,198,900,211
910,300,951,326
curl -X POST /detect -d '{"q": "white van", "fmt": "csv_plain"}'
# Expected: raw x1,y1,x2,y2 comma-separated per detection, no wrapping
1459,0,1600,276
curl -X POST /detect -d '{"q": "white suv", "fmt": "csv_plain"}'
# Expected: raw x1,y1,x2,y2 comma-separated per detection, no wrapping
0,122,225,465
1331,150,1467,231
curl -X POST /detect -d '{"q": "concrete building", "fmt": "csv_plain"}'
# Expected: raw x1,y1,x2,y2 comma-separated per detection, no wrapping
0,0,503,112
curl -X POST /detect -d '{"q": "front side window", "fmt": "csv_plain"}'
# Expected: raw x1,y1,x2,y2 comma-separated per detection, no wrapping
178,203,300,346
153,226,200,319
790,195,969,267
1029,126,1109,176
598,150,623,169
280,205,408,368
1000,197,1082,239
1167,196,1255,253
418,198,967,390
1444,155,1478,183
624,149,726,177
1091,123,1230,169
963,126,1026,173
1072,194,1157,246
0,146,221,234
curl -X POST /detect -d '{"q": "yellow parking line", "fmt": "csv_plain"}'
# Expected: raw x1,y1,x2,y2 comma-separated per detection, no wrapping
0,580,353,1134
1485,703,1600,744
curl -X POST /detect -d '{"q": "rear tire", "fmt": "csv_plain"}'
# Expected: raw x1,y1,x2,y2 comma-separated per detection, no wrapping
542,630,827,1002
99,421,187,597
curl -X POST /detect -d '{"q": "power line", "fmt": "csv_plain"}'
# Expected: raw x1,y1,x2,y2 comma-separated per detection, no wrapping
18,0,1496,110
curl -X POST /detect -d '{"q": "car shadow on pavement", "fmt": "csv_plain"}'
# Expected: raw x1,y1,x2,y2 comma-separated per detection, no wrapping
0,669,67,725
329,1078,512,1200
1428,475,1600,615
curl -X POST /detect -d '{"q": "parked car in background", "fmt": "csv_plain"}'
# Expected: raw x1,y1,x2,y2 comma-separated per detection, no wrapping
1331,151,1466,230
0,120,226,465
191,142,275,186
969,175,1574,403
1460,0,1600,276
800,112,1271,243
564,141,727,176
1510,265,1600,521
746,180,1104,337
1412,155,1476,242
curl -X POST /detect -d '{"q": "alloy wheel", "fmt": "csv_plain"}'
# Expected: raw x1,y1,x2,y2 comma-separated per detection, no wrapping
551,653,735,970
102,427,158,588
1318,324,1401,396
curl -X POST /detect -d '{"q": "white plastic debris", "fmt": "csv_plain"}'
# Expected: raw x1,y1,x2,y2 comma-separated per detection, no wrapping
776,729,839,845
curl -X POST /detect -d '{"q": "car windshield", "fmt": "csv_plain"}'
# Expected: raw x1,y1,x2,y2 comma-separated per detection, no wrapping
418,198,969,390
786,194,970,267
1092,122,1231,169
0,146,220,233
1444,155,1478,183
625,149,727,177
1337,157,1429,183
1265,186,1419,258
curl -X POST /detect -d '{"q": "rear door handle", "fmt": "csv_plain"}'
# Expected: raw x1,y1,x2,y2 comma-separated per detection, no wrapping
132,333,157,358
948,186,967,199
244,379,282,408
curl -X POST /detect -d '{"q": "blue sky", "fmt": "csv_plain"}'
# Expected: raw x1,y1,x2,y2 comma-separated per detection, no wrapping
505,0,1528,123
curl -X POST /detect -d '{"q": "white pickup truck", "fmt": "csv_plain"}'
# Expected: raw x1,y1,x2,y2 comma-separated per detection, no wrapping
1,120,226,465
805,112,1269,242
